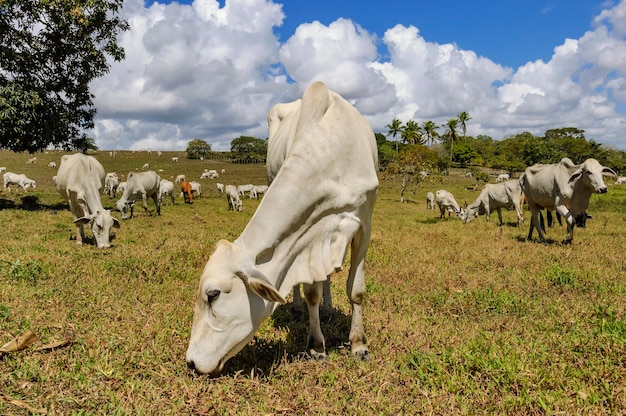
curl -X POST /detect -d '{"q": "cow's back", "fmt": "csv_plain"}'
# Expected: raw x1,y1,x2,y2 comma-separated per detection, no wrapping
56,154,105,196
521,159,577,208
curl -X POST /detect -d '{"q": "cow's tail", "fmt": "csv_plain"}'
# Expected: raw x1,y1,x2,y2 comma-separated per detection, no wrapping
297,81,330,129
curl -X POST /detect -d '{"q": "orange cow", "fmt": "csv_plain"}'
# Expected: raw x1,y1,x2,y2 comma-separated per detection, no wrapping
181,180,193,204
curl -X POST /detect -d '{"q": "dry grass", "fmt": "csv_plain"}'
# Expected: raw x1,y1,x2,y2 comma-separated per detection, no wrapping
1,149,626,415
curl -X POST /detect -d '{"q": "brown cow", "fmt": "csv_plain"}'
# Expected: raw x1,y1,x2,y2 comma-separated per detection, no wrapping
181,180,193,204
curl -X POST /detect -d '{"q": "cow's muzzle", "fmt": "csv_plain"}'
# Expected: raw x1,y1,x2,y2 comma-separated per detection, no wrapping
597,186,608,194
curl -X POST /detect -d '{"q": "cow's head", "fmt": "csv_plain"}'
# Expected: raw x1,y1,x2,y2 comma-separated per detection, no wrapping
568,158,616,194
461,203,479,223
116,200,134,219
186,240,285,375
75,210,120,248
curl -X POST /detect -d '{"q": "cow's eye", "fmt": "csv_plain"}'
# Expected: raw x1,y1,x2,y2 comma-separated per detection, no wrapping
206,289,221,304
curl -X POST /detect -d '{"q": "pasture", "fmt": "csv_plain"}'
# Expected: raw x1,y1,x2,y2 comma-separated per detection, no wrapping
1,149,626,415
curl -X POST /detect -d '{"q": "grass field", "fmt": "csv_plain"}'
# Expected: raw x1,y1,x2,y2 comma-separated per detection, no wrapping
1,149,625,415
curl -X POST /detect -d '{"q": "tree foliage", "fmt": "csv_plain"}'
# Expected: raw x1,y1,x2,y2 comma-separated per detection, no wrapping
186,139,212,160
229,136,267,162
0,0,129,153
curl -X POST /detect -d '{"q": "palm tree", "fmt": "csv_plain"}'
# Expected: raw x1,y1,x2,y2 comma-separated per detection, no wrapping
402,120,424,145
422,120,439,147
386,118,403,151
443,118,460,162
457,111,472,137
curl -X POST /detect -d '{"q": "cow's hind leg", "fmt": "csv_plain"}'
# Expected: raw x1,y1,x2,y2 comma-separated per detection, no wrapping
321,277,333,319
291,284,304,320
303,281,326,360
346,226,371,360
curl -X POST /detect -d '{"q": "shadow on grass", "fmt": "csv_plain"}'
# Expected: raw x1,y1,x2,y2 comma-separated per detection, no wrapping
514,235,560,245
0,195,66,212
414,217,442,224
219,301,352,378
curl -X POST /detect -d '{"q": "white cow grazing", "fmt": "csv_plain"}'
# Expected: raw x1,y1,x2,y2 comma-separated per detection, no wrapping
225,184,243,211
190,181,202,197
26,157,37,164
174,174,186,184
426,192,435,210
3,172,36,192
142,163,149,169
159,179,175,205
462,180,524,225
171,157,179,163
104,172,119,198
495,173,510,182
48,161,57,169
435,189,462,218
616,177,626,185
0,167,6,175
216,183,225,194
116,171,161,219
55,154,120,248
187,81,379,374
520,157,616,243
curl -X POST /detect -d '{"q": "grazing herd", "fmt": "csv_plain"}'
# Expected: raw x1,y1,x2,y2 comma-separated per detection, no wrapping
0,81,622,377
427,157,616,244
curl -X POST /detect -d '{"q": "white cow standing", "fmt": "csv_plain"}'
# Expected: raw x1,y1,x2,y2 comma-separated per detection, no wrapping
159,179,175,205
116,171,161,219
435,189,462,218
462,180,524,225
426,192,435,210
520,157,615,243
104,172,119,198
186,81,379,374
55,153,120,248
615,177,626,185
3,172,36,192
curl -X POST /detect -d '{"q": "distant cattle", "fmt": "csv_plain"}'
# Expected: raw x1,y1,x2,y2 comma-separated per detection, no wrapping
237,184,255,198
48,161,57,169
104,172,119,198
216,183,225,194
495,173,510,182
0,167,6,175
426,192,435,210
26,157,37,164
159,179,175,205
116,171,161,219
190,181,202,197
201,169,218,179
462,180,524,225
616,177,626,185
3,172,36,192
253,185,268,198
186,81,378,374
225,184,242,211
142,163,149,169
171,157,179,163
174,174,186,184
55,153,120,248
180,180,193,204
520,157,615,243
435,189,462,218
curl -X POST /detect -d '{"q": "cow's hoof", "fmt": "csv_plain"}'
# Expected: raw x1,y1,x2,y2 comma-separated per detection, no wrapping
309,351,327,361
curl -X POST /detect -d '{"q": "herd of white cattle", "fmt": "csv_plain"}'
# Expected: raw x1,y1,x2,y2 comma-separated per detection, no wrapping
1,81,623,376
427,156,618,244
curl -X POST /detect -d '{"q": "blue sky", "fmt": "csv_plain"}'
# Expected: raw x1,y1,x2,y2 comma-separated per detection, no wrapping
92,0,626,151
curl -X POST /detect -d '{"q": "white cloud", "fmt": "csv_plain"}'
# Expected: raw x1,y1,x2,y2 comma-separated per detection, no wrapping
90,0,626,151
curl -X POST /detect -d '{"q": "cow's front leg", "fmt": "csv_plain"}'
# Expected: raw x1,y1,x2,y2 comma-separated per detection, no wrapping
496,208,504,225
141,192,150,215
556,205,574,243
528,207,545,242
303,281,326,360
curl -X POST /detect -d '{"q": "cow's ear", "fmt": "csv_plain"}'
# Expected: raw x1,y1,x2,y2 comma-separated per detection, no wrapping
241,268,286,304
602,167,617,177
111,215,121,229
74,216,91,226
568,169,583,183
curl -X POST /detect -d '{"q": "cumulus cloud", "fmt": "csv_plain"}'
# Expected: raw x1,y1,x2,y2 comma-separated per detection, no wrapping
90,0,626,151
